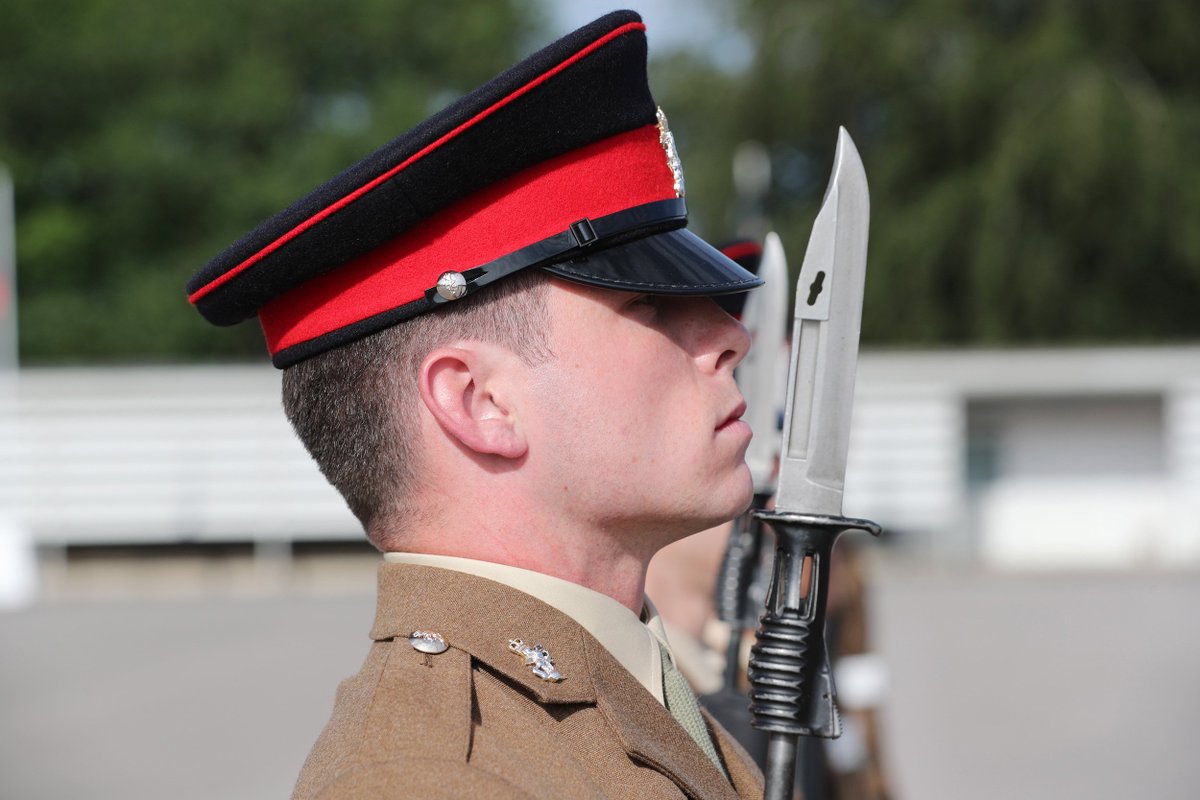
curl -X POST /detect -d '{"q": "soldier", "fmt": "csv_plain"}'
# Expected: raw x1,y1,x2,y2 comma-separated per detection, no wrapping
187,11,766,799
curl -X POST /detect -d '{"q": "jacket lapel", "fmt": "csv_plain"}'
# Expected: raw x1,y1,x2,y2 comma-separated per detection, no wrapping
584,635,742,800
705,708,767,799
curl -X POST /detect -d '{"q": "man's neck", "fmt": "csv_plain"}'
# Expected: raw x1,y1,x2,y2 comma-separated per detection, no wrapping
393,518,653,614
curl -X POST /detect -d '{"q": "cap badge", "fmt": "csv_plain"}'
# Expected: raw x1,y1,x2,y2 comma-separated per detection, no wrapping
656,107,686,199
508,638,563,682
435,271,469,301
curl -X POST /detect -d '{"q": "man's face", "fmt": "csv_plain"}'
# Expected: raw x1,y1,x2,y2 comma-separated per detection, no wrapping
520,279,754,549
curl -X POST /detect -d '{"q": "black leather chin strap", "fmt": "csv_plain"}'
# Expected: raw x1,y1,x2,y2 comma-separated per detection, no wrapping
423,198,688,304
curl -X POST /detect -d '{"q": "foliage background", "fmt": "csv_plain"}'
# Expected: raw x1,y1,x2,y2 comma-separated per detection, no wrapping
1,0,543,361
3,0,1199,362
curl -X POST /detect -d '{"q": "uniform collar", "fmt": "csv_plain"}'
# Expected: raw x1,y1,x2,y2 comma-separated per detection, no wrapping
383,552,668,703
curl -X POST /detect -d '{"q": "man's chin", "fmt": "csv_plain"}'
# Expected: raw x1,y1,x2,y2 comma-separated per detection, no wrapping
732,465,756,512
695,487,757,534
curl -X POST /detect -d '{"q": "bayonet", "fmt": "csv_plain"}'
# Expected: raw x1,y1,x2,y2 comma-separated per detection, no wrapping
748,128,881,800
775,128,869,516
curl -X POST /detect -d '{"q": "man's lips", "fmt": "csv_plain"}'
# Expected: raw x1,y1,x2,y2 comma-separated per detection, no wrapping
717,400,749,431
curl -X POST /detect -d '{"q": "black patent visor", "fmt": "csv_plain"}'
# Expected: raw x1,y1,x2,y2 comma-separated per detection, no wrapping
544,226,763,297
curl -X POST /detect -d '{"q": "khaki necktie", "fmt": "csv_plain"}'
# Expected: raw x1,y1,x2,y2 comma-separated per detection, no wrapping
658,642,729,780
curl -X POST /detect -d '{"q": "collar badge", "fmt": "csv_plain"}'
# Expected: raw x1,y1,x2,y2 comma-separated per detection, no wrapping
508,638,563,682
656,107,686,199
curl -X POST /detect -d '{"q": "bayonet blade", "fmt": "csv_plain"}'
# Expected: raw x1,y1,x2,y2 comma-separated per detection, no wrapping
739,232,790,494
774,128,870,516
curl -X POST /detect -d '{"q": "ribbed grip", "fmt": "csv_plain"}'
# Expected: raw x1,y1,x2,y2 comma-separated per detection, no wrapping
747,611,814,734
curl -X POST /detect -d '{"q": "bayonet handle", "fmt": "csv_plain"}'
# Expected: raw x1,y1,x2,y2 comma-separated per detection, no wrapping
749,510,880,800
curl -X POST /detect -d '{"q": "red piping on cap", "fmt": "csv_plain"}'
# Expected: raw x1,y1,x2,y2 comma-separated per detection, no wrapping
258,124,676,355
189,21,647,306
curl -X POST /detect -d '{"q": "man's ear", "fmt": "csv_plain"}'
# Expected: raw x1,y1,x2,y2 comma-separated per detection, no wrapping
418,345,528,460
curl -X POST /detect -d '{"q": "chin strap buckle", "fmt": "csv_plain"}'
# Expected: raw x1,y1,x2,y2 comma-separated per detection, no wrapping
569,218,598,248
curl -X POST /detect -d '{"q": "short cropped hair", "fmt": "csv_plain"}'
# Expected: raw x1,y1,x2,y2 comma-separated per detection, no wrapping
282,269,552,547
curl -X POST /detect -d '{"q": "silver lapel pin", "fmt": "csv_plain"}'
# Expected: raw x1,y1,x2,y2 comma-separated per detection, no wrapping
508,638,562,682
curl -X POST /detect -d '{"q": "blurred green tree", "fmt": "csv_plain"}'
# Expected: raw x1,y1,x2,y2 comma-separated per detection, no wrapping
5,0,1199,360
1,0,540,361
657,0,1200,345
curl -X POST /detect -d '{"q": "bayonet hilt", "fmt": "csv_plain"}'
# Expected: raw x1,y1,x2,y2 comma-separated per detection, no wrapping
748,510,880,800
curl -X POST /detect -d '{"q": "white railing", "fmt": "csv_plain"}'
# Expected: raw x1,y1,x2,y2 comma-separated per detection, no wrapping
3,347,1198,566
1,365,359,546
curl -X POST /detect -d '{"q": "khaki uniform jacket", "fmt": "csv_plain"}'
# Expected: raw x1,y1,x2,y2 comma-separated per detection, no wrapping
293,563,765,799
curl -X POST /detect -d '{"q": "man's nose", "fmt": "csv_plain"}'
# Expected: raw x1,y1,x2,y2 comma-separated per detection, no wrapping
698,298,752,374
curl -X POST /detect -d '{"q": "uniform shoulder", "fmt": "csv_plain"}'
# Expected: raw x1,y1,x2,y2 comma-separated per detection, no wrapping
294,641,478,798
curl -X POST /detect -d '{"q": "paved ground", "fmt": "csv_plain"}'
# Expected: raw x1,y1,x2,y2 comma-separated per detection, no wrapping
2,555,1198,799
867,561,1200,799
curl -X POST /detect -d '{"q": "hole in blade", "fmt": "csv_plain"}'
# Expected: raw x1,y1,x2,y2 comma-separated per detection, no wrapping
806,271,826,305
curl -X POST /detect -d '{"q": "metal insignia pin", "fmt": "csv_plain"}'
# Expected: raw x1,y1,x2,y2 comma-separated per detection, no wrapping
507,638,562,682
656,107,686,198
435,271,468,301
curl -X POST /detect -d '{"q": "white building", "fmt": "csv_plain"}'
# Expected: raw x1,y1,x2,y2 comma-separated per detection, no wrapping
3,346,1199,570
847,346,1200,567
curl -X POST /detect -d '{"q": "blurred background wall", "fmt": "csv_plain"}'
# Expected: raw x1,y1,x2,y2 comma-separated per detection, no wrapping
2,1,1199,798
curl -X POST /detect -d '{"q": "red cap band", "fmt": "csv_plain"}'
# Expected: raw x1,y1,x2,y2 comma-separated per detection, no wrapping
258,124,676,356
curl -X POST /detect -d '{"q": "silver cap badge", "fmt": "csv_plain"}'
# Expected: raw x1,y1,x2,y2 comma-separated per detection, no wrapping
656,107,686,198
